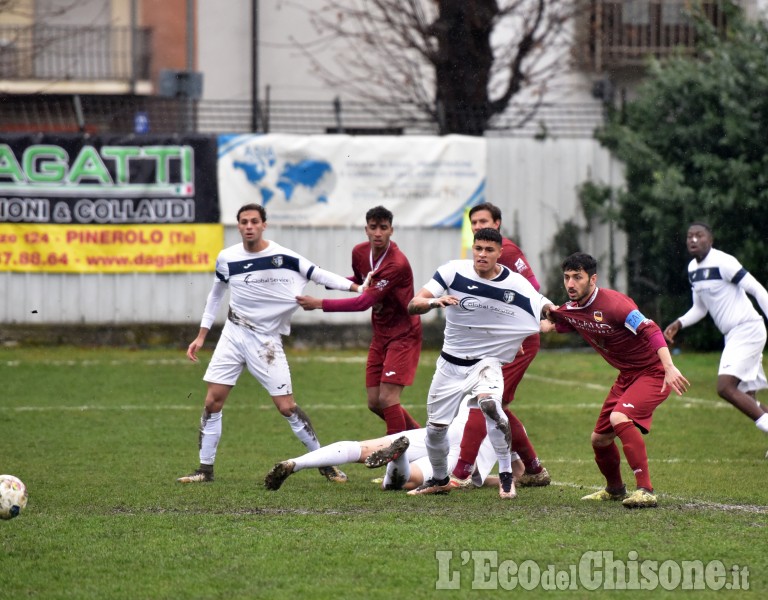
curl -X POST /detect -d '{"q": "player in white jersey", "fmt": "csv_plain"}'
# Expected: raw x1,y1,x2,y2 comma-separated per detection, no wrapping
177,203,362,484
405,228,554,499
263,400,524,491
664,222,768,448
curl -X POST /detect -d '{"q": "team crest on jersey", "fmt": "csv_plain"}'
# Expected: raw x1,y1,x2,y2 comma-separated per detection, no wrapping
375,279,389,290
593,311,603,322
272,255,284,268
503,291,515,304
515,258,527,272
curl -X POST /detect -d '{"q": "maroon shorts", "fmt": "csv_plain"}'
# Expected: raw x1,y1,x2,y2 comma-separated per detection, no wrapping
502,333,540,405
594,368,669,435
365,332,422,388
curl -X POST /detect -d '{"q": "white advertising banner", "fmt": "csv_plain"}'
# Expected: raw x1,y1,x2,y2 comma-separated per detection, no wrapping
217,134,486,227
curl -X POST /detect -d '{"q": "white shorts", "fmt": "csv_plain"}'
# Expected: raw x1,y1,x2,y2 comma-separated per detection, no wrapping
426,356,504,425
721,320,767,393
204,321,293,396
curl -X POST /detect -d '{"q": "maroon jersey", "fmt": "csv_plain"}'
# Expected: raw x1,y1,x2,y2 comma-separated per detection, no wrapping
500,237,540,291
322,241,422,342
553,287,666,374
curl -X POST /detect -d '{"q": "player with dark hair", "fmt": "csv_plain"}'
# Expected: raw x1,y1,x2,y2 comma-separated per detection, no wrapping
450,202,550,489
663,222,768,451
406,227,554,499
177,203,360,484
544,252,689,508
296,205,422,434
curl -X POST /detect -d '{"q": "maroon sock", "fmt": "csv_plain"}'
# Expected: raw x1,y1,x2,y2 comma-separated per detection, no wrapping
382,404,406,435
450,408,486,478
593,441,623,490
401,407,421,431
504,408,541,473
614,421,652,491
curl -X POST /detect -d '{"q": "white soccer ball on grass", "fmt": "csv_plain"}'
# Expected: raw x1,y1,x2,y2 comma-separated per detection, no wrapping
0,474,28,520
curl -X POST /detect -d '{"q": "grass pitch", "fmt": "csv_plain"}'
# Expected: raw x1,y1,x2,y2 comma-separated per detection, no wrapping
0,345,766,598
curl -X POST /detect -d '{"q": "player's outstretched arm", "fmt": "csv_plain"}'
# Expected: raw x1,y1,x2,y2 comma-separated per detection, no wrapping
296,295,323,311
663,320,681,343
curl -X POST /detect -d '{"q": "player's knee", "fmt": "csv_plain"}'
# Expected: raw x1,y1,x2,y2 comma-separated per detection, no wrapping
591,431,614,447
609,411,632,428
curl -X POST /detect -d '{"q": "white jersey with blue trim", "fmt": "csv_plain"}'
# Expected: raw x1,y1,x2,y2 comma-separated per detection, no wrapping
423,259,549,363
212,240,347,336
684,248,763,334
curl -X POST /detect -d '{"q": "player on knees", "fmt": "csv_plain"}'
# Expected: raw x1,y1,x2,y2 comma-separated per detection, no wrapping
450,203,549,488
296,205,422,435
663,222,768,456
177,203,361,485
543,253,689,508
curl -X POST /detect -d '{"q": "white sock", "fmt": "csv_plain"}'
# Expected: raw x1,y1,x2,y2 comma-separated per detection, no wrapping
481,398,512,473
292,441,361,472
425,423,450,481
383,452,411,488
199,410,222,465
285,407,320,451
755,413,768,433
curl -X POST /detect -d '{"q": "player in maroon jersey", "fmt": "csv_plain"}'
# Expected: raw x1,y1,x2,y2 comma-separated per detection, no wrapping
296,206,422,434
544,252,689,508
449,203,550,489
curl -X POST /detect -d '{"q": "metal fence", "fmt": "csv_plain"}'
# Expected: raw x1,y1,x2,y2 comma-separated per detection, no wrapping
0,25,151,81
0,95,606,138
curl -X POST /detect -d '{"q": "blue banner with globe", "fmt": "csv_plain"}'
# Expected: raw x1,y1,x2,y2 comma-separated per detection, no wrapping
217,134,486,227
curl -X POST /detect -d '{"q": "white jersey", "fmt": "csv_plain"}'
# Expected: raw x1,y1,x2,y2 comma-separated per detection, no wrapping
680,248,768,335
423,260,550,363
201,240,353,336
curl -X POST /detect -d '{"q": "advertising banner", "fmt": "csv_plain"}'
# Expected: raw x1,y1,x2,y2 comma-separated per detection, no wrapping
217,134,486,227
0,135,221,272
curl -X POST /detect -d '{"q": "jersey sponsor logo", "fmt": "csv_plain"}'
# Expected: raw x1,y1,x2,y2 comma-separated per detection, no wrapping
385,371,396,376
503,291,515,304
594,311,603,322
467,285,479,290
459,296,481,311
243,263,253,270
622,402,635,408
271,255,284,268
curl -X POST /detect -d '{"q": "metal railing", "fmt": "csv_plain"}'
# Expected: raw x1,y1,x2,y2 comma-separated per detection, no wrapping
0,25,151,81
580,0,730,71
0,95,606,138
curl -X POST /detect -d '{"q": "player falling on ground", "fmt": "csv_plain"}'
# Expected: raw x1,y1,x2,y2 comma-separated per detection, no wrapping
177,203,359,484
296,205,422,434
406,228,554,500
264,401,524,492
544,252,689,508
663,222,768,456
450,202,550,489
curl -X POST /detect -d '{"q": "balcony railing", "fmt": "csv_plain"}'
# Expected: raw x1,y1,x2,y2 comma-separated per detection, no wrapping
580,0,730,71
0,25,151,81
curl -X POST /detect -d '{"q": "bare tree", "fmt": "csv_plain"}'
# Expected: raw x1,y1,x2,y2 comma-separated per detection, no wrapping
292,0,582,135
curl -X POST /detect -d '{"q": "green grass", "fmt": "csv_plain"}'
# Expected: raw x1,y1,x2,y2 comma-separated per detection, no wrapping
0,346,766,598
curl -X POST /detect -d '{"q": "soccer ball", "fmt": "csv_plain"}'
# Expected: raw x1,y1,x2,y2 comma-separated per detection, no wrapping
0,475,28,520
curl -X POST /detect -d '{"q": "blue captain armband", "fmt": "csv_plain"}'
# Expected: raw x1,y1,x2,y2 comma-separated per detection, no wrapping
624,309,648,334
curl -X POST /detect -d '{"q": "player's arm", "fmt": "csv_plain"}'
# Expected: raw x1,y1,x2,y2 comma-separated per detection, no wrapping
407,287,458,315
636,318,689,395
309,265,359,292
738,272,768,319
297,291,378,313
664,291,707,342
188,280,227,362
